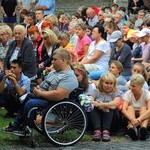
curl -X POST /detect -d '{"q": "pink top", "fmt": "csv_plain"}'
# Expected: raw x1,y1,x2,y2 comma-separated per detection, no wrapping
76,34,92,59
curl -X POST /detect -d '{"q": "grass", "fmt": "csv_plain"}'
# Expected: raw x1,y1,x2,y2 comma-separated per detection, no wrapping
0,108,128,147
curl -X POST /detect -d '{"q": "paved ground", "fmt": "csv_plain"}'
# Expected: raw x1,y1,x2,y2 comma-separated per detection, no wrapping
0,136,150,150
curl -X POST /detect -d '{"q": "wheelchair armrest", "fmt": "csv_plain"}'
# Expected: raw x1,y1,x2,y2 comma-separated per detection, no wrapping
69,87,84,100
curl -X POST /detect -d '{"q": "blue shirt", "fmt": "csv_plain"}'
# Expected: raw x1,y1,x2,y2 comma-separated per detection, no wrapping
5,73,31,93
36,0,55,15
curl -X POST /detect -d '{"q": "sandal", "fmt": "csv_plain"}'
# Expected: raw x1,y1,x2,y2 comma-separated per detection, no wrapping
93,130,101,141
2,122,18,134
102,130,110,142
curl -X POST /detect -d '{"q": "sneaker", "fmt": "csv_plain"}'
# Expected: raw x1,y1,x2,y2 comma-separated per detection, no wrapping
139,127,147,140
102,130,110,142
93,130,101,141
128,127,138,141
2,122,18,134
13,128,30,137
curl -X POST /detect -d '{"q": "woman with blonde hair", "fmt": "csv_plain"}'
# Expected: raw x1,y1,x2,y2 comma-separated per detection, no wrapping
0,24,13,77
122,74,150,141
44,14,59,35
90,72,121,142
36,28,60,83
122,21,134,49
0,24,13,60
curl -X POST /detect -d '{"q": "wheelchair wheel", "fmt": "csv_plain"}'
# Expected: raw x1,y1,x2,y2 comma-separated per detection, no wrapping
42,101,87,146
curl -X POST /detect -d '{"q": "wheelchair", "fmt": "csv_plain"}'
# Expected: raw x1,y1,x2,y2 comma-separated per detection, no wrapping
23,88,87,148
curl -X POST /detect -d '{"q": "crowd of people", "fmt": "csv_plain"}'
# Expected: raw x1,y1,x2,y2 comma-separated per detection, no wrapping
0,0,150,144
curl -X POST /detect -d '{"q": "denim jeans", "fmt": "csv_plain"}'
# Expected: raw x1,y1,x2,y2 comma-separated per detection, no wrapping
88,70,107,80
14,98,50,127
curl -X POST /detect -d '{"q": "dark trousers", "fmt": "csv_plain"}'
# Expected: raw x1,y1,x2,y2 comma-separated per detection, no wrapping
90,107,113,131
0,90,20,114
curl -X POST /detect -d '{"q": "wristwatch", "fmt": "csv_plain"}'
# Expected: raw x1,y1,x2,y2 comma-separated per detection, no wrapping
15,83,20,88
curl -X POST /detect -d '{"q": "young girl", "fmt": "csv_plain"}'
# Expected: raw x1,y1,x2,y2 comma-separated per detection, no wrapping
126,62,149,90
90,73,121,142
73,63,96,94
85,25,94,41
75,22,92,62
122,74,150,141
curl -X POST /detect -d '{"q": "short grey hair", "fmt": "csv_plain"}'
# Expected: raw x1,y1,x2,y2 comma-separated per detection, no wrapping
14,24,26,35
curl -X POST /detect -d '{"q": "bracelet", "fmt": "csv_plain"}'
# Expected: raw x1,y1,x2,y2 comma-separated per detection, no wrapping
15,83,20,88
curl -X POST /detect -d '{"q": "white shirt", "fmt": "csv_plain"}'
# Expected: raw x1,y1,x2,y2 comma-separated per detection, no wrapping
123,89,150,110
35,20,44,33
87,40,111,71
9,47,20,63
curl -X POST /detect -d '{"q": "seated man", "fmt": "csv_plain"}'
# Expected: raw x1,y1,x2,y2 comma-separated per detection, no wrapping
0,59,30,117
2,48,78,136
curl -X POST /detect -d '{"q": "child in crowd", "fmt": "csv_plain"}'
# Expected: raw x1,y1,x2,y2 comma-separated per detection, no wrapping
60,13,71,31
122,74,150,141
85,25,94,41
73,63,96,94
90,73,121,142
126,63,149,90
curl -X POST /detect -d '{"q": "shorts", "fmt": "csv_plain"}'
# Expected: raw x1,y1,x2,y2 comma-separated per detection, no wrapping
3,16,17,23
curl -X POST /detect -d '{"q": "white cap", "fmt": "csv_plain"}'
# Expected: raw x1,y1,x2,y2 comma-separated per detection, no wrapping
137,28,150,37
109,30,123,42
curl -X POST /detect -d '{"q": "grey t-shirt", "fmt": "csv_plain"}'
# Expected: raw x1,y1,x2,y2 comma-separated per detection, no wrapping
39,69,78,98
92,89,121,102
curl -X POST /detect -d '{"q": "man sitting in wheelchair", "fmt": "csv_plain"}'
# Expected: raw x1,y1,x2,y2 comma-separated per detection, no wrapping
2,48,78,136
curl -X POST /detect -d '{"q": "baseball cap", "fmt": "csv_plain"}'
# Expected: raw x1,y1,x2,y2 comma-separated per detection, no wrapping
137,28,150,37
109,30,123,42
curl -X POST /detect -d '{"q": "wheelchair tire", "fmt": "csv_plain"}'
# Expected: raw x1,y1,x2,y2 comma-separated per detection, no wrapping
41,101,87,146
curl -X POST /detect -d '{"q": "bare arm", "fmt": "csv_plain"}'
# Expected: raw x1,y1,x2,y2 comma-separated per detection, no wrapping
137,100,150,123
97,97,121,110
122,99,133,121
35,5,49,11
1,6,7,16
81,50,103,64
0,75,7,93
80,45,90,62
33,86,71,101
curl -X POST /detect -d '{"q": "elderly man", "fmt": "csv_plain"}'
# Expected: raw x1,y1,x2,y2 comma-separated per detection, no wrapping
0,59,30,117
4,24,37,80
114,11,124,30
3,48,78,136
86,7,99,27
96,10,104,26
